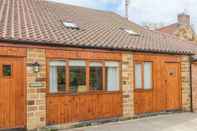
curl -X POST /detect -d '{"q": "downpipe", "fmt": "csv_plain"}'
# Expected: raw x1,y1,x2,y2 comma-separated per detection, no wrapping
189,55,193,112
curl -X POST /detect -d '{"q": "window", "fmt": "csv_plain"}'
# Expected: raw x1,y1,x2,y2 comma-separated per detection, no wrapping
134,64,142,89
3,65,12,76
106,62,119,91
49,61,66,93
69,60,86,93
134,62,153,90
90,62,103,91
48,60,120,94
144,62,152,89
120,28,140,36
63,21,79,29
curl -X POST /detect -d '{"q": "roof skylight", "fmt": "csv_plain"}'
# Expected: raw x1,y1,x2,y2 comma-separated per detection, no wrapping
63,21,79,29
120,28,140,36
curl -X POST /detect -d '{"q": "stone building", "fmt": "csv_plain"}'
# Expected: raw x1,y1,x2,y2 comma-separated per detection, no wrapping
158,13,197,42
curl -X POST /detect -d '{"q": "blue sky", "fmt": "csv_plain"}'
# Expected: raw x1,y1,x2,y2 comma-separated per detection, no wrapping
49,0,122,12
49,0,197,29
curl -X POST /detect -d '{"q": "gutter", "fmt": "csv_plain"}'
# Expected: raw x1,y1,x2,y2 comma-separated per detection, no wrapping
0,38,194,56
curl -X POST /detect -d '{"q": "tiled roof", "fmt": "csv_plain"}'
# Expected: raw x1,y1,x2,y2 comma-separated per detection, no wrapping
0,0,197,54
157,23,179,35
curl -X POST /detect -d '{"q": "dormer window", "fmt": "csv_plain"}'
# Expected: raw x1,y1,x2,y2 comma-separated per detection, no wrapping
63,21,79,29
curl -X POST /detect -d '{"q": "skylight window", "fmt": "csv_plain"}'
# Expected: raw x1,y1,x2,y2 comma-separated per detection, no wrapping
120,28,140,36
63,21,79,29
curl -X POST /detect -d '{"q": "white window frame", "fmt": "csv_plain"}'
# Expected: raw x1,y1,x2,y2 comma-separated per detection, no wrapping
49,61,66,93
134,63,142,89
105,61,120,91
134,61,153,90
69,60,86,66
144,62,152,90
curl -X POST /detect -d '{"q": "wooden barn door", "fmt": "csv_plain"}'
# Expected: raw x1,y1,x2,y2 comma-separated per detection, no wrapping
0,57,25,129
164,62,181,110
134,54,181,114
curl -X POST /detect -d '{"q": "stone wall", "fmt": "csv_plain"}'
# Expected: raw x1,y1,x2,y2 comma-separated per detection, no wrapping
26,48,46,129
175,25,196,41
181,56,191,111
122,53,134,118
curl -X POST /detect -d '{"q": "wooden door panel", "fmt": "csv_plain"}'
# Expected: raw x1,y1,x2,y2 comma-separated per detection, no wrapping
165,63,181,110
154,87,166,112
47,92,122,125
134,92,153,114
0,57,25,129
153,60,166,112
0,60,12,128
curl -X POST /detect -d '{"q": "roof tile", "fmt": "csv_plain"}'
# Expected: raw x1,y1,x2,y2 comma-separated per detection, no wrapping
0,0,196,54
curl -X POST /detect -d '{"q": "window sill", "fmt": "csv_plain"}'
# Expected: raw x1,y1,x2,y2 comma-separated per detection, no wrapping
134,89,153,92
47,90,122,96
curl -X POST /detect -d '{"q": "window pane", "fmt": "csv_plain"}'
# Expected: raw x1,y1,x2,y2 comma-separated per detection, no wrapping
135,64,142,89
3,65,12,76
90,67,103,90
106,67,119,91
144,62,152,90
49,64,65,93
57,66,65,91
70,66,86,93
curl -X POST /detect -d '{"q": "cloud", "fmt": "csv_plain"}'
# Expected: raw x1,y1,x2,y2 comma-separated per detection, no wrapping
125,0,197,26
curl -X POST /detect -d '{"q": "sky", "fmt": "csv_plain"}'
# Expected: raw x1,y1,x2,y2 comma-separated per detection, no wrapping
49,0,197,29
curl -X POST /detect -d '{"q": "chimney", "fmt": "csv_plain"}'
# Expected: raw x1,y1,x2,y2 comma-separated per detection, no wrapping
125,0,129,19
178,13,190,26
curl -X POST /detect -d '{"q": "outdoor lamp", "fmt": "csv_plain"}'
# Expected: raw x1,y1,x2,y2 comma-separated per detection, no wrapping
32,62,40,73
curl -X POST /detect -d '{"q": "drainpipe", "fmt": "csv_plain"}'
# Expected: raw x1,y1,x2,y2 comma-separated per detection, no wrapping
189,55,193,112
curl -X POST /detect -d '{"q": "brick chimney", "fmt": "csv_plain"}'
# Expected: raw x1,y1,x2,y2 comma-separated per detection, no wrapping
178,13,190,26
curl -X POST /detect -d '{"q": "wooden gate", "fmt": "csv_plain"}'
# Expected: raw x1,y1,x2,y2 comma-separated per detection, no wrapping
134,54,181,114
0,57,25,129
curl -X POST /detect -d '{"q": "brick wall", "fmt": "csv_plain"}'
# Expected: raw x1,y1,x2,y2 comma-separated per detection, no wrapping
122,53,134,117
181,56,191,111
192,62,197,112
26,48,46,129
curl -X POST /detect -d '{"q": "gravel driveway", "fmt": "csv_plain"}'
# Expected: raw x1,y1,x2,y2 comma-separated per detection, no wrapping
65,113,197,131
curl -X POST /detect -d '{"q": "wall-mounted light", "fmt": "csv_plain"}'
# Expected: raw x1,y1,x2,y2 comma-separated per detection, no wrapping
32,62,40,73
